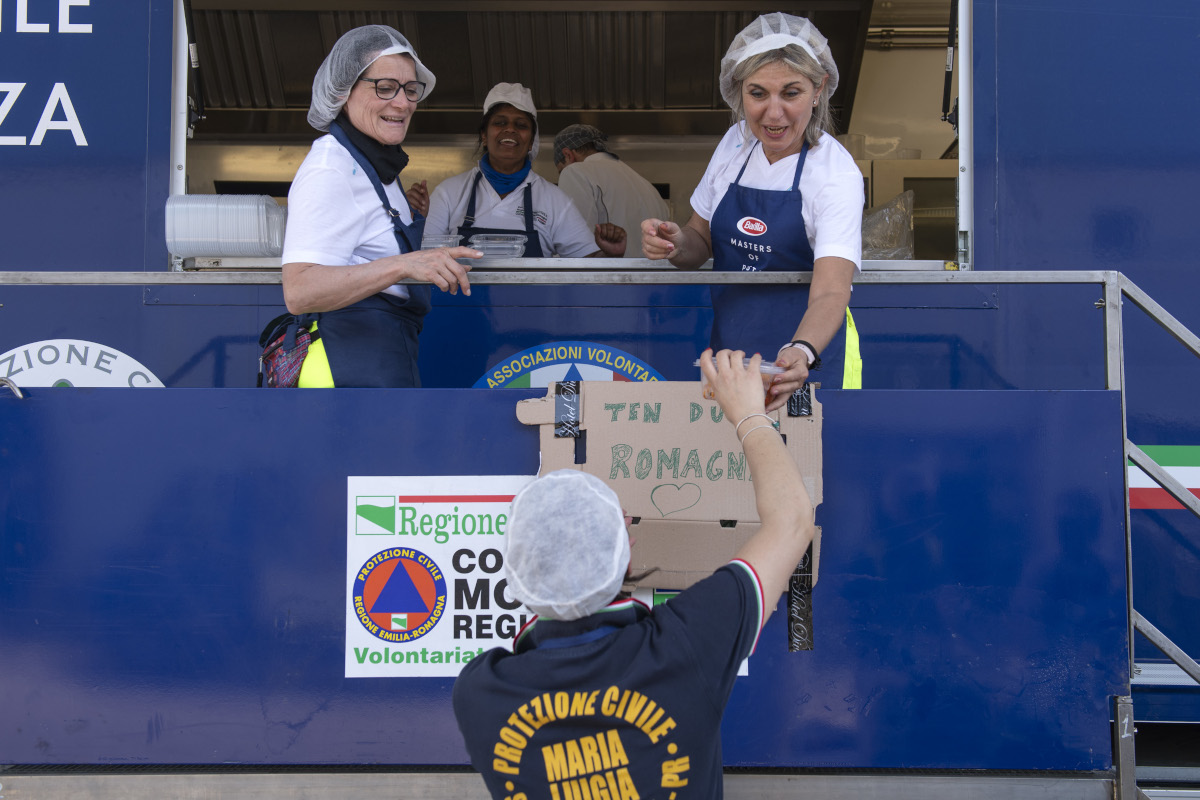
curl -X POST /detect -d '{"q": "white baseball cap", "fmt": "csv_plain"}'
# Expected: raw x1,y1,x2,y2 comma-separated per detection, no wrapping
482,82,541,159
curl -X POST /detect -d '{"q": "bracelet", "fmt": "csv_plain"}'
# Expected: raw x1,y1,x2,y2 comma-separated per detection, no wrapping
739,424,780,447
735,413,778,437
778,339,822,370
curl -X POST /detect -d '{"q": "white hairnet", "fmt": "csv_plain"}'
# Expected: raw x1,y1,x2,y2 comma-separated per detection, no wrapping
505,470,629,621
483,82,541,159
308,25,436,132
718,13,839,109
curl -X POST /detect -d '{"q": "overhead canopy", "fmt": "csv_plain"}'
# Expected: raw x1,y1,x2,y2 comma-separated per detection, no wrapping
189,1,877,139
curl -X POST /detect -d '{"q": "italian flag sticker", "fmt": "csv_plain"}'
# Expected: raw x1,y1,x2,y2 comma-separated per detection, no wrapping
1128,446,1200,509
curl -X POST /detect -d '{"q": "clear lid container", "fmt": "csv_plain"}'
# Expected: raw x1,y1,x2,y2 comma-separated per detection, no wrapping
694,356,784,395
420,234,462,249
692,356,784,376
468,233,527,257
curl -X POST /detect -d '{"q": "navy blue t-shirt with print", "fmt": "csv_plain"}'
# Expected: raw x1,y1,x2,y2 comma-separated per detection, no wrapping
452,560,765,800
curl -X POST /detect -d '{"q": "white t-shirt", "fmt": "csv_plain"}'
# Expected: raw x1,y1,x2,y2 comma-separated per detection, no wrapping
282,134,415,300
690,123,864,270
425,168,597,258
557,153,670,258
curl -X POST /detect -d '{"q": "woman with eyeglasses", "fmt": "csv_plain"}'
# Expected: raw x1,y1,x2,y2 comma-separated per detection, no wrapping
423,82,627,259
279,25,479,388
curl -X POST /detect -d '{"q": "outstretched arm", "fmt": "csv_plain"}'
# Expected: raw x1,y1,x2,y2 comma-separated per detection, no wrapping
282,247,479,314
767,255,855,410
698,349,815,624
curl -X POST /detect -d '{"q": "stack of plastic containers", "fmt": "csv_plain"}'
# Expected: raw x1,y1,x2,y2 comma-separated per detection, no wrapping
165,195,287,258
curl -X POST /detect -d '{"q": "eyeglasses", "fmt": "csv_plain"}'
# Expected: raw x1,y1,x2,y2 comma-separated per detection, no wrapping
358,78,427,102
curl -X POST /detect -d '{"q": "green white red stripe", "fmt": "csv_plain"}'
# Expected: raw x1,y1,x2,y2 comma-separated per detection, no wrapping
729,559,765,655
1128,446,1200,509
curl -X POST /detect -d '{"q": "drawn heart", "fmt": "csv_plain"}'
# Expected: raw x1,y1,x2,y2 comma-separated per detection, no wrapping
651,483,702,517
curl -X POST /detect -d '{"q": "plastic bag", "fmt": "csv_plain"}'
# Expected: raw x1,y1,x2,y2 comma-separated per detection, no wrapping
861,190,914,260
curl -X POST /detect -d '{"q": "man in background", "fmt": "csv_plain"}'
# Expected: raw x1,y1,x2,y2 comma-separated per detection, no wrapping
554,124,670,258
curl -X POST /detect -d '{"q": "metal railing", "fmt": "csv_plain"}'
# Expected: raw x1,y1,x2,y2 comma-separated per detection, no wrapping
1112,276,1200,689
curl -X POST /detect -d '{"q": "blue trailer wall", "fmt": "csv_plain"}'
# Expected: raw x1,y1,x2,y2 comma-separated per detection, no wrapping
0,0,1195,740
0,388,1128,768
971,0,1200,438
0,0,174,270
972,0,1200,679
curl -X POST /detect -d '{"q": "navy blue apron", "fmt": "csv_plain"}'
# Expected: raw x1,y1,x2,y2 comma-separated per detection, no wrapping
455,171,546,258
708,140,846,388
314,120,430,388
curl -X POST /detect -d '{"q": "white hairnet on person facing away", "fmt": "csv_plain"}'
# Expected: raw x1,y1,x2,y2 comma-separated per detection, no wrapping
483,82,541,160
308,24,437,132
504,470,630,620
718,12,839,110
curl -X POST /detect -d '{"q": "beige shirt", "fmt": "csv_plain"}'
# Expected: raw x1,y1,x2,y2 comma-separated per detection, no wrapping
557,153,670,258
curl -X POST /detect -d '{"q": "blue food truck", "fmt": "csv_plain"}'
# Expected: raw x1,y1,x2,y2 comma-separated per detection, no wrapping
1,0,1197,797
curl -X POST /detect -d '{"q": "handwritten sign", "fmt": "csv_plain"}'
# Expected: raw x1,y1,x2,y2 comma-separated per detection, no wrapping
518,382,822,524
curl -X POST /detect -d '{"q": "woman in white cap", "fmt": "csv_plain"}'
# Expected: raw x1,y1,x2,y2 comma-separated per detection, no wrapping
424,82,626,258
642,13,864,405
280,25,479,388
452,348,815,799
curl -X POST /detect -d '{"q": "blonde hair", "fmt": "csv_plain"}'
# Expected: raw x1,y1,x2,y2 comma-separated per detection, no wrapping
729,45,833,149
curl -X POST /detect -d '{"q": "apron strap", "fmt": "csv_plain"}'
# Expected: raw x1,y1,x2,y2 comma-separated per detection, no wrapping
731,139,810,190
732,141,757,185
522,182,535,235
465,173,536,236
463,171,485,227
792,140,809,191
328,119,420,253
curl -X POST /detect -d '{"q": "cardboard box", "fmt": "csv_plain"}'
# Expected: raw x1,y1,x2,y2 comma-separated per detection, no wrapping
515,381,822,590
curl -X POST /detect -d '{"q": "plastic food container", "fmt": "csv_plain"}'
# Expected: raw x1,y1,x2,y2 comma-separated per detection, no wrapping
694,356,785,398
421,234,462,249
468,234,526,257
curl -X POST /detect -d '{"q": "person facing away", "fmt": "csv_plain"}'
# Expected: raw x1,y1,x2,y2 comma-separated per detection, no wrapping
553,124,670,259
452,349,816,800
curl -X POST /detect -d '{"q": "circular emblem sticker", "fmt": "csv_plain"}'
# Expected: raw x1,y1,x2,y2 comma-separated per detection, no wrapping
474,340,664,388
352,547,447,643
0,339,163,387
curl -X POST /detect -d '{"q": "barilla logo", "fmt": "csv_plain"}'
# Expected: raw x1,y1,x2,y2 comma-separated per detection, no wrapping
737,217,767,236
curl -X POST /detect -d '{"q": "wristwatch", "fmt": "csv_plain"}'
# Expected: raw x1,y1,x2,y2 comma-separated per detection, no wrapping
778,339,822,370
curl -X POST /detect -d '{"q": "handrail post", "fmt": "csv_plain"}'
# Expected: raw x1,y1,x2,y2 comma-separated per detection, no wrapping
1103,272,1124,391
1105,272,1137,683
1112,695,1139,800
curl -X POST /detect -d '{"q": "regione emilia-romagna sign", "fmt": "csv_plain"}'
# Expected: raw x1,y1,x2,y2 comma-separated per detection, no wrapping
346,475,535,678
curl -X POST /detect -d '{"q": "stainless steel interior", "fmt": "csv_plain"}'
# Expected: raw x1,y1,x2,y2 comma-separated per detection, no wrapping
188,0,902,141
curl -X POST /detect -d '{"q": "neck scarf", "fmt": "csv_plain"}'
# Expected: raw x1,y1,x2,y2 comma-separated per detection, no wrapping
479,155,531,196
335,114,410,185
